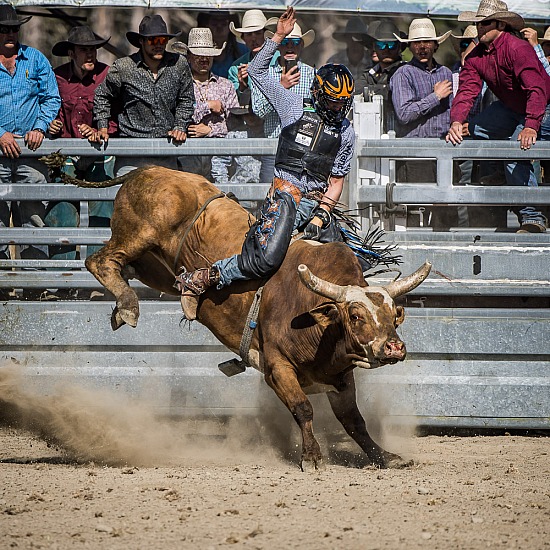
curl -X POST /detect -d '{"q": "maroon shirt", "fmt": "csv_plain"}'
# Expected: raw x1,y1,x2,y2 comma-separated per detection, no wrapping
54,61,117,137
451,32,550,132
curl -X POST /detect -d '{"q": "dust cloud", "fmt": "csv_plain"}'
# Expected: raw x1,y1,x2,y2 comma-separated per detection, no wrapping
0,367,289,468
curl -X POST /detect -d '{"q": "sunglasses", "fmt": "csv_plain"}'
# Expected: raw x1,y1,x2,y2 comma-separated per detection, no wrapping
146,36,169,46
0,25,20,34
476,19,496,27
459,39,473,49
375,40,398,50
280,38,302,46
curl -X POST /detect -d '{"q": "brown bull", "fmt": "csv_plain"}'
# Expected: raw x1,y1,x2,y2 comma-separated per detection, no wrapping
83,166,431,470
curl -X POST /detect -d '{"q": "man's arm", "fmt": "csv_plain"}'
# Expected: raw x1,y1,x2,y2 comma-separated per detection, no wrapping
94,61,122,139
173,57,195,133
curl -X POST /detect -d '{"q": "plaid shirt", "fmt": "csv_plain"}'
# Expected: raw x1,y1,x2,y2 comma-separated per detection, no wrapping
250,44,315,138
534,44,550,76
390,57,452,138
192,73,238,137
248,38,354,192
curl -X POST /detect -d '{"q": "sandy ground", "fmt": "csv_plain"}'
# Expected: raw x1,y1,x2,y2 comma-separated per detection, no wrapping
0,370,549,549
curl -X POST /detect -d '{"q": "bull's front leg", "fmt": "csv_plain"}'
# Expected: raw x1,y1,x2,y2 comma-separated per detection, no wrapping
264,353,323,471
327,372,413,469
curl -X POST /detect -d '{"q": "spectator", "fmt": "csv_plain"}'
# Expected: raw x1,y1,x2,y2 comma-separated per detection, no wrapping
540,27,550,64
94,14,194,176
535,27,550,188
0,5,61,261
227,9,278,105
355,20,407,133
47,26,116,260
174,28,238,185
253,21,316,183
447,0,550,233
390,18,453,229
226,10,277,187
521,26,550,75
327,18,373,82
197,11,248,78
176,8,356,295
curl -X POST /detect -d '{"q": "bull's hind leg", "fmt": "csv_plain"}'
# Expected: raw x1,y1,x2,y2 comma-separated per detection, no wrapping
327,372,413,469
85,242,143,330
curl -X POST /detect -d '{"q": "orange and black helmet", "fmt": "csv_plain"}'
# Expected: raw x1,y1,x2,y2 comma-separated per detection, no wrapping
311,63,354,125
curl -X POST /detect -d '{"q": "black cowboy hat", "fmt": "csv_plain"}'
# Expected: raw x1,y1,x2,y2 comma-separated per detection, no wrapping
52,26,110,57
367,20,407,44
126,14,177,48
0,4,32,26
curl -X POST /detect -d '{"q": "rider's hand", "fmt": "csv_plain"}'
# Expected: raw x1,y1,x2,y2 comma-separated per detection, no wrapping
300,216,323,241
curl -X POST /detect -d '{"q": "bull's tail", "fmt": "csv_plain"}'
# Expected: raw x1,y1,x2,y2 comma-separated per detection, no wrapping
39,151,129,188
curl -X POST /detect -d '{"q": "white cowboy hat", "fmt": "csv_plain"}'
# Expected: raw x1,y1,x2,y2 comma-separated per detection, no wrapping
540,26,550,44
265,22,315,48
451,25,478,40
458,0,525,31
394,18,451,44
229,9,278,39
176,27,226,57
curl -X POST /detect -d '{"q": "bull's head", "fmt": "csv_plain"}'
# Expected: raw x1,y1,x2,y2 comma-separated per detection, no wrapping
298,262,432,368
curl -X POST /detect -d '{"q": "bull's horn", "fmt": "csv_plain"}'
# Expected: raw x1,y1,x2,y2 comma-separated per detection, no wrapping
298,264,348,302
384,261,432,298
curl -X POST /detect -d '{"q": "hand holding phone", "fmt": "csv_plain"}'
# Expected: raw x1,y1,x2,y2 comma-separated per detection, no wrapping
284,59,298,73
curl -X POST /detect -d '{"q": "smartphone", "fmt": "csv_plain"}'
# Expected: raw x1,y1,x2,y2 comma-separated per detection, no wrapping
285,59,298,72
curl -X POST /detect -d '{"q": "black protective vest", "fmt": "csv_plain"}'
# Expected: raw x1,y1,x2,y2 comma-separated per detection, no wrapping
275,110,342,183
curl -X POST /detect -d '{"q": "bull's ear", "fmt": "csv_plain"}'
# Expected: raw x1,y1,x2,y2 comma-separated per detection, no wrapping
309,303,341,327
395,305,405,327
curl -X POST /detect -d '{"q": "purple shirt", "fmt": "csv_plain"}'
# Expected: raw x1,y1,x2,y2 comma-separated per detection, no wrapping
451,32,550,132
54,61,117,137
390,57,452,138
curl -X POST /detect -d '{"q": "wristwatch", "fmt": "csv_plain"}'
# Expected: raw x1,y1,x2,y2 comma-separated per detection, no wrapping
33,128,45,135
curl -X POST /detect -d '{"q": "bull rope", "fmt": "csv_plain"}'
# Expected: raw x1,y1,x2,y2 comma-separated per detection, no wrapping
172,192,226,274
239,285,264,365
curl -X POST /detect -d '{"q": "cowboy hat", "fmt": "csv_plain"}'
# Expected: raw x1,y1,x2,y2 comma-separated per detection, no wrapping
52,26,110,57
394,18,451,44
181,27,225,57
540,26,550,44
367,20,407,43
265,22,315,48
458,0,524,32
451,25,478,40
332,18,369,43
0,5,31,26
229,10,278,39
126,14,177,48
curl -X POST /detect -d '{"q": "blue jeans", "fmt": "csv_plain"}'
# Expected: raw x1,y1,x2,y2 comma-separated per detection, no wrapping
470,100,550,225
215,195,318,287
0,158,49,259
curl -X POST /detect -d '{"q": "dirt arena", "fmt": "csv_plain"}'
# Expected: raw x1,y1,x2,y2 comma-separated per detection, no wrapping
0,369,549,549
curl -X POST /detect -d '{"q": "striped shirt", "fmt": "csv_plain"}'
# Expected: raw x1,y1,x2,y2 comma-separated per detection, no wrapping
192,73,238,137
250,43,315,138
390,57,452,138
94,51,194,137
248,38,355,193
534,44,550,76
0,44,60,137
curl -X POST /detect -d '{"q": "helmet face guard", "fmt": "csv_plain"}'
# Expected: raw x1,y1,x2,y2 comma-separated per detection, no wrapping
311,64,354,125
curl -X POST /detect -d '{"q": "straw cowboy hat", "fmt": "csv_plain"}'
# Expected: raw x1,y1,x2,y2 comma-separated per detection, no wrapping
538,26,550,44
367,20,407,45
332,18,370,43
0,4,32,25
265,22,315,48
126,14,177,48
52,26,110,57
394,18,451,44
176,28,225,57
451,24,478,40
229,9,278,39
458,0,525,31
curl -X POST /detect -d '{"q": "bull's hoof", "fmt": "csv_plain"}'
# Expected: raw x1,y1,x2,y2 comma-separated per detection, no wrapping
111,306,138,330
378,451,414,469
300,454,325,473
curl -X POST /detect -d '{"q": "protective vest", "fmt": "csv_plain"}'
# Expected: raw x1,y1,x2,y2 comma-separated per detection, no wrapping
275,110,342,183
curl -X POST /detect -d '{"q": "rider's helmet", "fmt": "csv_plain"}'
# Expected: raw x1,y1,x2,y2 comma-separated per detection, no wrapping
310,63,354,125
